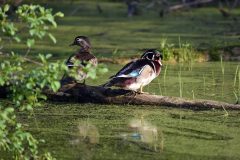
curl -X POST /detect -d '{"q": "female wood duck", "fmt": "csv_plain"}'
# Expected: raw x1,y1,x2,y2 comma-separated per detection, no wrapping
61,36,98,85
103,49,163,93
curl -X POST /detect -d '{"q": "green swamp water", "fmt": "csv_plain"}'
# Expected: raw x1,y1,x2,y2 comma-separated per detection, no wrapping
21,62,240,160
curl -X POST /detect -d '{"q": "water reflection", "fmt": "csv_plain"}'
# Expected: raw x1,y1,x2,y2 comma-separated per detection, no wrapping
78,122,99,144
70,122,99,145
69,121,99,160
121,118,164,152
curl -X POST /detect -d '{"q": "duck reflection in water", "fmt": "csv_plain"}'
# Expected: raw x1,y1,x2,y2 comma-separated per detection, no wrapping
70,122,99,145
69,122,99,160
120,118,164,152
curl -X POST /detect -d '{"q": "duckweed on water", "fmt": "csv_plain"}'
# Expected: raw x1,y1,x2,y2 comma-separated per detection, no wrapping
21,103,240,160
15,62,240,160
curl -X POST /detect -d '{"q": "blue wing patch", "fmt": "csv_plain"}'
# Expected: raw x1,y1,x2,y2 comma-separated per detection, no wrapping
129,70,140,77
117,66,146,78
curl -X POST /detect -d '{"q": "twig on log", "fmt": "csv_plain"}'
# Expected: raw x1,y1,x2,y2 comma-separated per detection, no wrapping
168,0,214,11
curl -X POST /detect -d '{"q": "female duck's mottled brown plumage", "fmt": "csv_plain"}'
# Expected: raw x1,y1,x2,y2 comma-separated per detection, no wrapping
61,36,97,85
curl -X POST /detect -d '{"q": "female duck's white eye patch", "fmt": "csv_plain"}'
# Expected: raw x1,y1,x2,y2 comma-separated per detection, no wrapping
76,38,83,42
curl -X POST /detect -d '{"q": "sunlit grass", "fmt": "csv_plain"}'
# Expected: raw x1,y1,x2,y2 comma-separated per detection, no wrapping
233,65,240,104
234,65,239,87
178,70,183,98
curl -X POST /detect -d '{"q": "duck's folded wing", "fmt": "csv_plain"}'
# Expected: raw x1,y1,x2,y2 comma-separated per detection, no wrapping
113,59,153,78
66,53,97,67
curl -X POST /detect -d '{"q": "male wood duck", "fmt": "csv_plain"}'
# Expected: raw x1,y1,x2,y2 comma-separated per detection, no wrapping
61,36,98,85
103,49,163,93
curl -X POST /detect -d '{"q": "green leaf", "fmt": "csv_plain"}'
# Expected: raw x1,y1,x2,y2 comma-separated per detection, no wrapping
40,79,47,88
46,54,52,59
26,39,35,48
55,12,64,18
26,104,33,111
13,36,21,43
26,83,32,89
29,29,36,36
3,5,9,12
39,94,47,100
0,77,4,86
5,107,14,113
51,81,60,92
48,33,56,44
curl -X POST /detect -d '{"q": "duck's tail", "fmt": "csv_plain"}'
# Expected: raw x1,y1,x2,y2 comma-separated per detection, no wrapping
101,77,121,88
101,80,113,88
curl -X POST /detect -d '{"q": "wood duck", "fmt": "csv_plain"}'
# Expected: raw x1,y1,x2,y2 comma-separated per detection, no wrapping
61,36,98,85
103,49,163,93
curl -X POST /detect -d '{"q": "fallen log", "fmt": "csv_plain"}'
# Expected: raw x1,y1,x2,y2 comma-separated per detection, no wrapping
1,84,239,110
43,83,240,110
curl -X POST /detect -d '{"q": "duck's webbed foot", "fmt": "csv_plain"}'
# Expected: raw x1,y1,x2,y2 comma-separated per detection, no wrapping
136,91,149,94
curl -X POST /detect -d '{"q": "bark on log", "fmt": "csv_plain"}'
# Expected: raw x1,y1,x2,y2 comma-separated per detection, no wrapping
43,83,240,110
1,84,239,110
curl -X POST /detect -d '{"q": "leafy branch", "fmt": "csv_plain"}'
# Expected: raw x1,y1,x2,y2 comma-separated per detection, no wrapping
0,4,64,55
0,4,65,160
